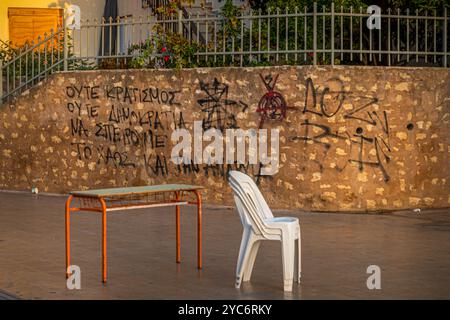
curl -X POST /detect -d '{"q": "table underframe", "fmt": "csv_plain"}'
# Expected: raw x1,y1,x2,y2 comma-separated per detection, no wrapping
65,189,202,283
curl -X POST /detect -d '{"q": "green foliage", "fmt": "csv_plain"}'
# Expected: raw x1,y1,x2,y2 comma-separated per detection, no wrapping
258,0,368,11
107,0,450,70
155,0,180,16
221,0,243,38
128,24,201,70
0,34,95,97
387,0,450,11
258,0,449,12
0,40,15,65
1,39,66,79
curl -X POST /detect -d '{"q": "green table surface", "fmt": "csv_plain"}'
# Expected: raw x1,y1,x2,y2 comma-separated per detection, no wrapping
69,184,204,198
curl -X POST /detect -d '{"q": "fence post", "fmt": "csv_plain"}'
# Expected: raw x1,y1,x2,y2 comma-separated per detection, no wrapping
313,2,317,66
63,15,68,71
331,2,335,66
444,7,448,67
178,9,183,35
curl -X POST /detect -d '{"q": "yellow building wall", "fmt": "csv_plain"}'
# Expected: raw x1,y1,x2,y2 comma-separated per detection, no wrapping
0,0,107,42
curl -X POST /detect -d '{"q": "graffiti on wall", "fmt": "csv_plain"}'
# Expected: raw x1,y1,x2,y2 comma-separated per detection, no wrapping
63,72,398,184
197,78,248,131
65,82,263,180
66,84,185,176
257,74,287,128
290,77,392,182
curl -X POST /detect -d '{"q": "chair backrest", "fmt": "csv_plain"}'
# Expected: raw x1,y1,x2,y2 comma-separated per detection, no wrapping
228,170,274,236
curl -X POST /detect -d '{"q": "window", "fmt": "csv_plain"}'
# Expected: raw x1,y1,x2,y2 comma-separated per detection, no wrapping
8,7,63,47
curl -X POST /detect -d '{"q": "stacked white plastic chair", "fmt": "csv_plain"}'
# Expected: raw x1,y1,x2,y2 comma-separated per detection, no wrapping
228,170,301,292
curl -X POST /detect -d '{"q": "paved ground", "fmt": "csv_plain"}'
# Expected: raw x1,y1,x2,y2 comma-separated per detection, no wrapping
0,191,449,300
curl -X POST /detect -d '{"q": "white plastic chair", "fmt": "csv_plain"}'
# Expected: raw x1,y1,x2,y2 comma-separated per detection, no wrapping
228,170,301,292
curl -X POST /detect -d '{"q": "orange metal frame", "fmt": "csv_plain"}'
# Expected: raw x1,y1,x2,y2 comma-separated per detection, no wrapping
65,189,203,283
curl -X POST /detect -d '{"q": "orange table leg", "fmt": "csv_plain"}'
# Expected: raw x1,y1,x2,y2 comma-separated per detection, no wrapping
65,195,73,279
99,198,107,283
194,190,202,269
175,191,181,263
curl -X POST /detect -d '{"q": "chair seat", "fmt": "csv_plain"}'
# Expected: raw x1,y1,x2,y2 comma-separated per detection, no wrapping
265,217,300,239
266,216,298,224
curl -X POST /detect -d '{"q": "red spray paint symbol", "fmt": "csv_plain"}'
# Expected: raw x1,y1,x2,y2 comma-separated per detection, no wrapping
256,74,287,128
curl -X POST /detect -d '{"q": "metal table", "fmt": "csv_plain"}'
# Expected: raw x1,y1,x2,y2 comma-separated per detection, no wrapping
65,184,204,283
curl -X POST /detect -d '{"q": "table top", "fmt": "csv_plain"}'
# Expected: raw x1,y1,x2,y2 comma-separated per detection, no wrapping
70,184,204,198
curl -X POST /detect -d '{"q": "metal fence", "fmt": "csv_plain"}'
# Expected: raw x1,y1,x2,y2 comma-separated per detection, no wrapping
0,27,66,103
1,3,449,103
171,3,449,67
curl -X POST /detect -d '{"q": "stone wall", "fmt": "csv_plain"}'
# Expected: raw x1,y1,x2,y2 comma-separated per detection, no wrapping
0,66,449,212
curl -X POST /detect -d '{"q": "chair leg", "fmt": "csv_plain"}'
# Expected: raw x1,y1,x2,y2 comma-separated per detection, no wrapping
281,237,295,292
235,228,254,288
295,237,301,283
243,240,260,282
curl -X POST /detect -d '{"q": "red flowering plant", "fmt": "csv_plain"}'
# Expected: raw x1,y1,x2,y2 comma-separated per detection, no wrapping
154,25,201,69
161,46,171,63
128,23,202,69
